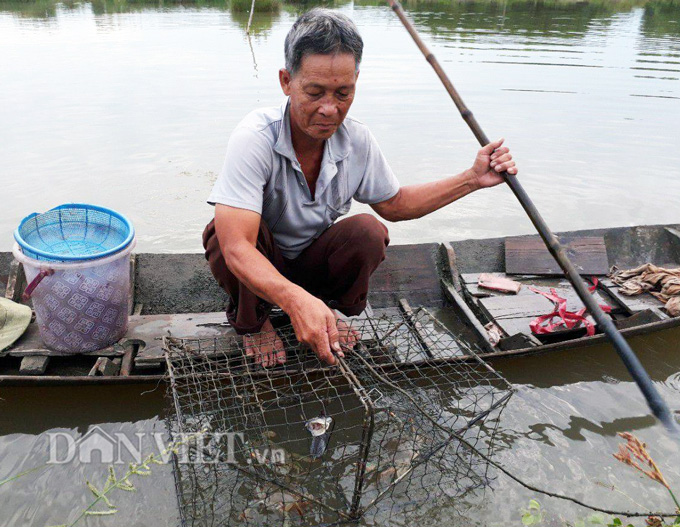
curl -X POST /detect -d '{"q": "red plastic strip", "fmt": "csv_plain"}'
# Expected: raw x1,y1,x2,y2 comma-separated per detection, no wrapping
529,284,610,337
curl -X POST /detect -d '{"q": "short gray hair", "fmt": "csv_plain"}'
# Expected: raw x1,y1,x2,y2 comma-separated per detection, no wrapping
284,8,363,76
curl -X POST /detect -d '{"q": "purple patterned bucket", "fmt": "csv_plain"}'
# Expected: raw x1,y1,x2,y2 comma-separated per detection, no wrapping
13,240,135,354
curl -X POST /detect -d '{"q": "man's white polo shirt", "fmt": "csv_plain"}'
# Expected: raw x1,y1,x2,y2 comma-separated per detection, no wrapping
208,99,400,259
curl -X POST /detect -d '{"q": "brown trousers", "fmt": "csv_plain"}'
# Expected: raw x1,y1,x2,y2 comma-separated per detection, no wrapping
202,213,390,334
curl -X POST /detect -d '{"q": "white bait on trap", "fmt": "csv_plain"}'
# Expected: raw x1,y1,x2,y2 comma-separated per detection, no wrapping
305,416,333,436
164,308,513,526
306,415,333,459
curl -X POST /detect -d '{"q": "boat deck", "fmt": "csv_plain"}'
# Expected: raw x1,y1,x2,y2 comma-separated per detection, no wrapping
1,223,679,385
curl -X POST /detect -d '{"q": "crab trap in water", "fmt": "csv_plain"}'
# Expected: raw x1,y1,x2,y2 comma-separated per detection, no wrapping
164,307,513,526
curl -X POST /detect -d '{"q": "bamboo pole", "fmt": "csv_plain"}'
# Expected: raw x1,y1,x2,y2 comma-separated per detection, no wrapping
246,0,256,35
386,0,680,437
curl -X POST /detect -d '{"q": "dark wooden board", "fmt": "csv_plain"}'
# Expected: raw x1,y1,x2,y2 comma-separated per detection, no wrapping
505,236,609,276
614,309,665,330
461,273,616,313
128,254,136,316
4,259,25,303
441,280,495,352
19,356,50,375
6,312,236,365
478,294,551,337
478,294,554,322
497,333,542,351
7,323,124,358
599,278,668,317
133,312,236,367
368,244,443,308
477,293,598,338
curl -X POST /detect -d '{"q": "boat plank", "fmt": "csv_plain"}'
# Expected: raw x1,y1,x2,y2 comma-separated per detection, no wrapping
133,312,236,367
120,343,137,376
615,309,665,330
4,259,25,303
19,356,50,375
399,298,436,358
369,289,442,310
461,273,617,314
481,316,680,361
497,333,542,351
441,280,494,352
477,294,597,338
8,323,123,358
505,235,609,275
440,242,463,293
128,254,136,316
368,244,443,308
478,294,554,323
89,357,120,376
494,315,592,339
598,278,668,316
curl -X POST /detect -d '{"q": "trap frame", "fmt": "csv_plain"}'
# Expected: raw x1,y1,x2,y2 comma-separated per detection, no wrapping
165,307,513,526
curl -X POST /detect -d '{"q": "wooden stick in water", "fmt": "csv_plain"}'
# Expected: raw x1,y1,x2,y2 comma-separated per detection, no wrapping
386,0,679,437
246,0,256,35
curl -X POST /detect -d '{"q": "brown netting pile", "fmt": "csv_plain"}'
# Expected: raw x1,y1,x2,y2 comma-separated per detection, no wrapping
164,308,513,526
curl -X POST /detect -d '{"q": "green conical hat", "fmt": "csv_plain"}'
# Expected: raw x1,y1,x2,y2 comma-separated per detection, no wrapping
0,297,32,352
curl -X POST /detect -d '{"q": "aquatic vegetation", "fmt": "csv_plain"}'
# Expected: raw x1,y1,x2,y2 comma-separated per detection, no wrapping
519,498,680,527
50,459,162,525
47,430,207,526
0,430,204,527
0,465,48,488
613,433,680,519
522,499,544,526
520,433,680,527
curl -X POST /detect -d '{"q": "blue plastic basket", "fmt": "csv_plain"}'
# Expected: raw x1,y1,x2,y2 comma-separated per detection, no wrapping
14,204,135,262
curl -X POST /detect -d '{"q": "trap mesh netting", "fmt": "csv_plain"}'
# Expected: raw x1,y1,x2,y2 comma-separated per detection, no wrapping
164,308,513,526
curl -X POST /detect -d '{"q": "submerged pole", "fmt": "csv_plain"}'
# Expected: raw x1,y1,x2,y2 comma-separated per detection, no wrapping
386,0,679,437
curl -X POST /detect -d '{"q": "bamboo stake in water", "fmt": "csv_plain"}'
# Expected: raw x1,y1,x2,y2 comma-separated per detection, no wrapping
246,0,256,35
386,0,679,436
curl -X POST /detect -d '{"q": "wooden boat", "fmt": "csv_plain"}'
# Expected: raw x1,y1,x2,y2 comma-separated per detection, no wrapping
1,222,679,386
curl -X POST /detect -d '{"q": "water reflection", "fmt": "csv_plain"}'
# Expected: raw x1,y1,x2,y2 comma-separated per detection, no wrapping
2,0,679,34
355,0,676,38
642,0,680,38
0,0,353,20
1,0,680,524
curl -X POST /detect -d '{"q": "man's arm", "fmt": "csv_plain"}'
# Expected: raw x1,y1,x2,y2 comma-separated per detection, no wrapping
371,138,517,222
214,204,342,364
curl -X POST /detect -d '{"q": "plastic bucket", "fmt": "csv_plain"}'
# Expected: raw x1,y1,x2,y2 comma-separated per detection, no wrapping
14,203,135,262
13,239,135,354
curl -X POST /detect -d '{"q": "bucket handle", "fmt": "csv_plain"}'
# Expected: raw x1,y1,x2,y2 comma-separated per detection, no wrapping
22,269,54,302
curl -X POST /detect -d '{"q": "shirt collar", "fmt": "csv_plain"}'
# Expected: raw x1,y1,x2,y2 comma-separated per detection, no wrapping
274,98,351,165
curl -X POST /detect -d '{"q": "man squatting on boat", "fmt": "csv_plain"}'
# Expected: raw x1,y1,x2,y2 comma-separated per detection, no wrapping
203,9,517,367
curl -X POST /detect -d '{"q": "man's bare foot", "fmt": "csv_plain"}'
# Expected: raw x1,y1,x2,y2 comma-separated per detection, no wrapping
243,317,286,368
334,311,361,353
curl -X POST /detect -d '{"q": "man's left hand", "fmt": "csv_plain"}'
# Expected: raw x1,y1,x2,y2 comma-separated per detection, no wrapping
467,138,518,190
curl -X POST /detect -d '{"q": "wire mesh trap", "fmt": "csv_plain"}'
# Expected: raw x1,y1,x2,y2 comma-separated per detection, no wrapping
165,308,513,526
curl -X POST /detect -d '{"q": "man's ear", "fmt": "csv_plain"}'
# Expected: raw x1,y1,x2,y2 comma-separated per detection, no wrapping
279,68,292,96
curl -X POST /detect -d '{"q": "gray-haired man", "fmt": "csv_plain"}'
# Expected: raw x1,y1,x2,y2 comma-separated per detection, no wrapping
203,8,517,367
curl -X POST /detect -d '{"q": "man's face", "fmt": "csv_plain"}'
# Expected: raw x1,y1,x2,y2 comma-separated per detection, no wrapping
279,52,358,142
